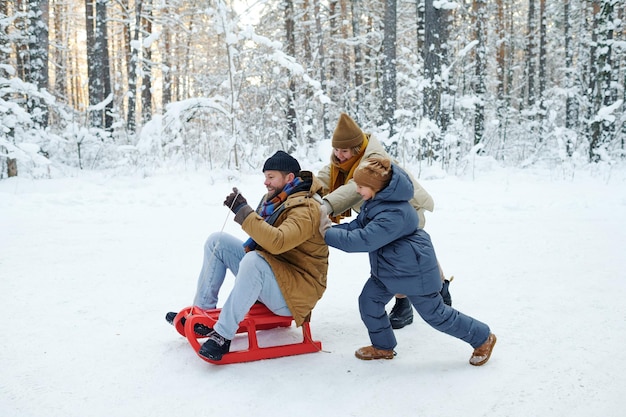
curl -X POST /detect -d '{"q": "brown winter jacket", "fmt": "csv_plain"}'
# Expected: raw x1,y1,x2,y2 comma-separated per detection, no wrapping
233,171,329,327
317,134,434,228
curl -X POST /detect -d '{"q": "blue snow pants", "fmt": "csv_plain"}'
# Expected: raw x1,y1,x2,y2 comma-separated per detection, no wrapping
358,276,491,351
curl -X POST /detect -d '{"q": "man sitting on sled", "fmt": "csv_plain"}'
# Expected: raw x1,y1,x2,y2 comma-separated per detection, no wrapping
166,151,329,361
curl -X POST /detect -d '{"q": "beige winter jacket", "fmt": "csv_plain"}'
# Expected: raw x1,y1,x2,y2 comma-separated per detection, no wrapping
235,171,329,326
317,134,434,228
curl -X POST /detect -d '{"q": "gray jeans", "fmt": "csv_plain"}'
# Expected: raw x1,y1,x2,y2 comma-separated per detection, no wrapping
193,232,290,340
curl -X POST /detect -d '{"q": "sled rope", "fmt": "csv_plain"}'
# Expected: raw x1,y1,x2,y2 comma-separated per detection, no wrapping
188,190,240,317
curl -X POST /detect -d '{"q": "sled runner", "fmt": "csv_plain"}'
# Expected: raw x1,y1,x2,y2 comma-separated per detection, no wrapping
172,304,322,365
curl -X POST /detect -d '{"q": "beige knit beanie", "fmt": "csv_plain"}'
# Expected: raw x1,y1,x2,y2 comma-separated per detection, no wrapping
353,157,392,192
332,113,365,149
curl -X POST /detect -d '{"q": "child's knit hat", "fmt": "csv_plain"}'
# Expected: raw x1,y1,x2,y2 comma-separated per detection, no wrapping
353,156,392,192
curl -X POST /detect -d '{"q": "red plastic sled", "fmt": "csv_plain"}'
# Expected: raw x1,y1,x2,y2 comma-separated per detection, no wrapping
172,304,322,365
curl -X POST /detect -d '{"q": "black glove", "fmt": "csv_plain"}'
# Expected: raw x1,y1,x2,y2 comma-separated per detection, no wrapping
224,187,247,214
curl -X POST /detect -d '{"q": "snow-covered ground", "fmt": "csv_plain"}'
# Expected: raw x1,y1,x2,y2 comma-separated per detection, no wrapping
1,161,625,417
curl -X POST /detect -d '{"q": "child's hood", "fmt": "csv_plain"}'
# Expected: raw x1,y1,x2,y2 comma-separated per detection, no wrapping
375,164,415,203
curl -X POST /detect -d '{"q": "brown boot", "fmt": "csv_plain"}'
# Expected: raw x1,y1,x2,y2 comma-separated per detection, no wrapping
469,333,497,366
355,345,396,360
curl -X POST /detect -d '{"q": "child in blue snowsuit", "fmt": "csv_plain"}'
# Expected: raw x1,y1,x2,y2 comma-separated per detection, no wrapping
320,156,496,365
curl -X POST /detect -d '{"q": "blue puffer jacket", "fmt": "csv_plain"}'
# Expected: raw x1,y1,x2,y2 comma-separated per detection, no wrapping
324,164,442,296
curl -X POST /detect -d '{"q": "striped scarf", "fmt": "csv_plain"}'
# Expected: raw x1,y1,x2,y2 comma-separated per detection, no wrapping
242,177,304,252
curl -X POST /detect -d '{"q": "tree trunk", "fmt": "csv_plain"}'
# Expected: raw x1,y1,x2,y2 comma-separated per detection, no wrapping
14,0,28,83
141,0,152,124
313,0,329,141
538,0,546,106
0,1,10,80
340,0,349,103
536,0,547,143
161,1,172,107
589,0,615,162
284,0,297,148
126,0,142,132
423,0,441,123
622,4,626,151
564,0,578,157
495,0,510,158
86,0,112,130
1,2,17,179
97,0,113,130
526,0,536,108
329,0,338,97
85,0,98,129
27,0,49,128
8,158,18,177
496,0,505,102
473,0,486,146
416,0,424,53
53,0,67,103
381,0,397,136
351,0,363,118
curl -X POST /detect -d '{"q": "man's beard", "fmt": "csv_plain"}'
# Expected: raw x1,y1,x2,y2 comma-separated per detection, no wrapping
266,187,283,201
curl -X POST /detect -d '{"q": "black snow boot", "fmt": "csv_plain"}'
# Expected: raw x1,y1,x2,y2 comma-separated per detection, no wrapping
165,311,178,324
440,279,453,306
389,297,414,329
198,331,231,361
165,311,213,336
192,323,214,337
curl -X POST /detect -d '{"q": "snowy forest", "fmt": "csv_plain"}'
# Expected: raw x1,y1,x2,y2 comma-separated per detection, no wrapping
0,0,625,179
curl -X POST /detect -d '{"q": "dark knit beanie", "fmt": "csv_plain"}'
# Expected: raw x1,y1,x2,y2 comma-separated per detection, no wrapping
353,157,392,192
262,150,301,174
332,113,365,149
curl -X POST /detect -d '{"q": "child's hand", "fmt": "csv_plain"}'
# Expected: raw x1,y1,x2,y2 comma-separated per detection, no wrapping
319,205,332,237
